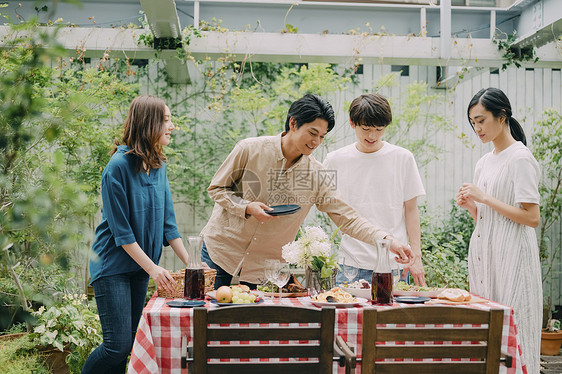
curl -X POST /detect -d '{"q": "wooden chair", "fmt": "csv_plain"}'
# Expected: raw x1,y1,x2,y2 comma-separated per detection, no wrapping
337,306,513,374
183,305,336,374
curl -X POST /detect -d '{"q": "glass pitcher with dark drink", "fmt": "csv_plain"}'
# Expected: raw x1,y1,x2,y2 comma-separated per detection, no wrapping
184,236,205,300
371,238,393,304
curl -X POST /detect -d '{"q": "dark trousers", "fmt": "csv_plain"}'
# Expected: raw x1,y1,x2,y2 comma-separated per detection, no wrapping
81,270,149,374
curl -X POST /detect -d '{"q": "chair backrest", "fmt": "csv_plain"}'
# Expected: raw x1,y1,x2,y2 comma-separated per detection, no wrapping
361,306,504,374
192,305,335,374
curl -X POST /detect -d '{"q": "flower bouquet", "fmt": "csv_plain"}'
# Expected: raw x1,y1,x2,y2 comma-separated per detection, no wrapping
282,226,340,295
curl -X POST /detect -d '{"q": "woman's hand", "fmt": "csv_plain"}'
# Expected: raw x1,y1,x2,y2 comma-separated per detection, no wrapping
245,202,277,222
148,265,177,294
458,183,487,204
456,184,477,220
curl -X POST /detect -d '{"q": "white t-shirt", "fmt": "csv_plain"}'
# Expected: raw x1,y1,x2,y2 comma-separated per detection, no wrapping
323,142,425,270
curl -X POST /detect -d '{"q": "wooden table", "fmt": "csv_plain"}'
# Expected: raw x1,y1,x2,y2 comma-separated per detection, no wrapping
127,293,525,373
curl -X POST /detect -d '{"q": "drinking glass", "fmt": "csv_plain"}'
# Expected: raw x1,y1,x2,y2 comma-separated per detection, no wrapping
342,257,358,285
264,259,280,298
274,263,291,299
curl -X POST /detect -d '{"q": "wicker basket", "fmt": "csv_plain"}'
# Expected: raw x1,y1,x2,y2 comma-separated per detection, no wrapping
157,268,217,299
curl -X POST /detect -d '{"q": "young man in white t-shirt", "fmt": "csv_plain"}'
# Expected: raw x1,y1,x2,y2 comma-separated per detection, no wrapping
323,93,426,286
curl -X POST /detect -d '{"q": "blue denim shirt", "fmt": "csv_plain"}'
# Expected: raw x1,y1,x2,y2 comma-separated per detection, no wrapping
89,145,181,283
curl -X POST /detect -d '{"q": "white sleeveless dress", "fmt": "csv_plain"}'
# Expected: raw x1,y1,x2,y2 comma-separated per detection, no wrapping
469,141,542,374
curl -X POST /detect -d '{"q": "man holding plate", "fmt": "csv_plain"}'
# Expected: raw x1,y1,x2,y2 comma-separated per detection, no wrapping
200,94,414,289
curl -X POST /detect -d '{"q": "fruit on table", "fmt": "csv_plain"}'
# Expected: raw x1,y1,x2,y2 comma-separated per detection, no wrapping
216,286,233,303
230,285,257,304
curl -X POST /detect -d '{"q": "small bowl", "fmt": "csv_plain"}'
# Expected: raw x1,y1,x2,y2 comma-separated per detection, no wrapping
341,286,371,300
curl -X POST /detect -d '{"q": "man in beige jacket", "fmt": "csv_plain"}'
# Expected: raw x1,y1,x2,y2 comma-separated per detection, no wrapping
201,94,413,288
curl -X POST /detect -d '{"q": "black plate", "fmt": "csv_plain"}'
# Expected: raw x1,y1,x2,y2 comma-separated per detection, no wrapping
394,296,431,304
210,298,265,307
266,204,301,216
166,300,206,308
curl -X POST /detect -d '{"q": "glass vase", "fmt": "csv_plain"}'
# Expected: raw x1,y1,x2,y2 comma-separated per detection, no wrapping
305,267,337,297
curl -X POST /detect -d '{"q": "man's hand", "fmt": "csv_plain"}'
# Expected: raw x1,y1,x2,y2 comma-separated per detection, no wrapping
388,237,412,264
403,256,426,286
245,202,277,222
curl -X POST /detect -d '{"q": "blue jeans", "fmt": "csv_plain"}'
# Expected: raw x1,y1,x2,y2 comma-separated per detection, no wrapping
201,242,257,290
336,265,410,285
81,270,149,374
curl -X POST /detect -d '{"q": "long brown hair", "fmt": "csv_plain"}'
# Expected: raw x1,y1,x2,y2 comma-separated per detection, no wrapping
112,95,167,173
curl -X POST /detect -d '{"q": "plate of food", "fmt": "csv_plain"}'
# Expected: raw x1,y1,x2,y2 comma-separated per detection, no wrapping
210,298,265,307
207,285,262,303
341,279,371,299
307,287,368,308
392,281,442,298
308,297,368,308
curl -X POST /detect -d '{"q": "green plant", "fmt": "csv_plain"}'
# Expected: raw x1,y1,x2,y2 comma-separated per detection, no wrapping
419,201,472,289
0,18,91,331
531,109,562,323
31,293,102,374
0,18,138,332
493,30,539,71
373,73,455,169
0,334,49,374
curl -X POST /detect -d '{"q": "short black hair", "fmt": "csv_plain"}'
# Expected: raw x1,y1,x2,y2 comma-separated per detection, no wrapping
349,94,392,128
284,94,335,133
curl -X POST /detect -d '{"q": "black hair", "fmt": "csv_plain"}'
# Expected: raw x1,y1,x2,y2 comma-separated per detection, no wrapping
349,93,392,127
284,94,335,133
467,87,526,145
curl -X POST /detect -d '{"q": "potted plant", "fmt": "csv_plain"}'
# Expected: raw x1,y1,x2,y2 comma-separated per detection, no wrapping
31,293,102,373
282,226,340,295
541,319,562,355
532,109,562,353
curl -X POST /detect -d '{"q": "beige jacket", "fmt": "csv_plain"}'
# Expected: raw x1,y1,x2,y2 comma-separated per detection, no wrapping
201,133,389,284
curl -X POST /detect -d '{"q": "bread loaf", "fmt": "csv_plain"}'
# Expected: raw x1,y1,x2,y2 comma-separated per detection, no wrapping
438,288,471,302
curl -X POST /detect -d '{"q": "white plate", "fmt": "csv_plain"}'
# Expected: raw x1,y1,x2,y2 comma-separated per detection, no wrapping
306,297,368,308
341,286,371,300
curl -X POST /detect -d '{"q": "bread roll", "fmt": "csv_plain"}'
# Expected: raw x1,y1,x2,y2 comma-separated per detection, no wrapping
438,289,465,302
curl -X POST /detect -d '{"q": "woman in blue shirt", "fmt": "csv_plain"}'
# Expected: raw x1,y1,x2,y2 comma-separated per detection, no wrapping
82,95,189,374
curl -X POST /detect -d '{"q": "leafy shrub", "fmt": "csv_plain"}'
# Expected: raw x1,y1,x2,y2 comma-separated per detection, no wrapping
420,200,474,289
31,294,102,374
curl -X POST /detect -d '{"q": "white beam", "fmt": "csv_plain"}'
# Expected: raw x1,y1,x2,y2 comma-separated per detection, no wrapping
440,0,451,60
139,0,182,38
1,26,560,69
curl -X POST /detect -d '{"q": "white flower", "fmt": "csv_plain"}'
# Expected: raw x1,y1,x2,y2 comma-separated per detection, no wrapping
309,241,331,257
282,241,305,267
282,226,336,270
305,226,328,242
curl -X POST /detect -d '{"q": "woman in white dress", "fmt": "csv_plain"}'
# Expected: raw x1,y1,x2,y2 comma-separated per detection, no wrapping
457,87,542,373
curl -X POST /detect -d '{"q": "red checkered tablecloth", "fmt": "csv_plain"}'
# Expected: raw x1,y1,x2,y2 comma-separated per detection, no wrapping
128,293,525,374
